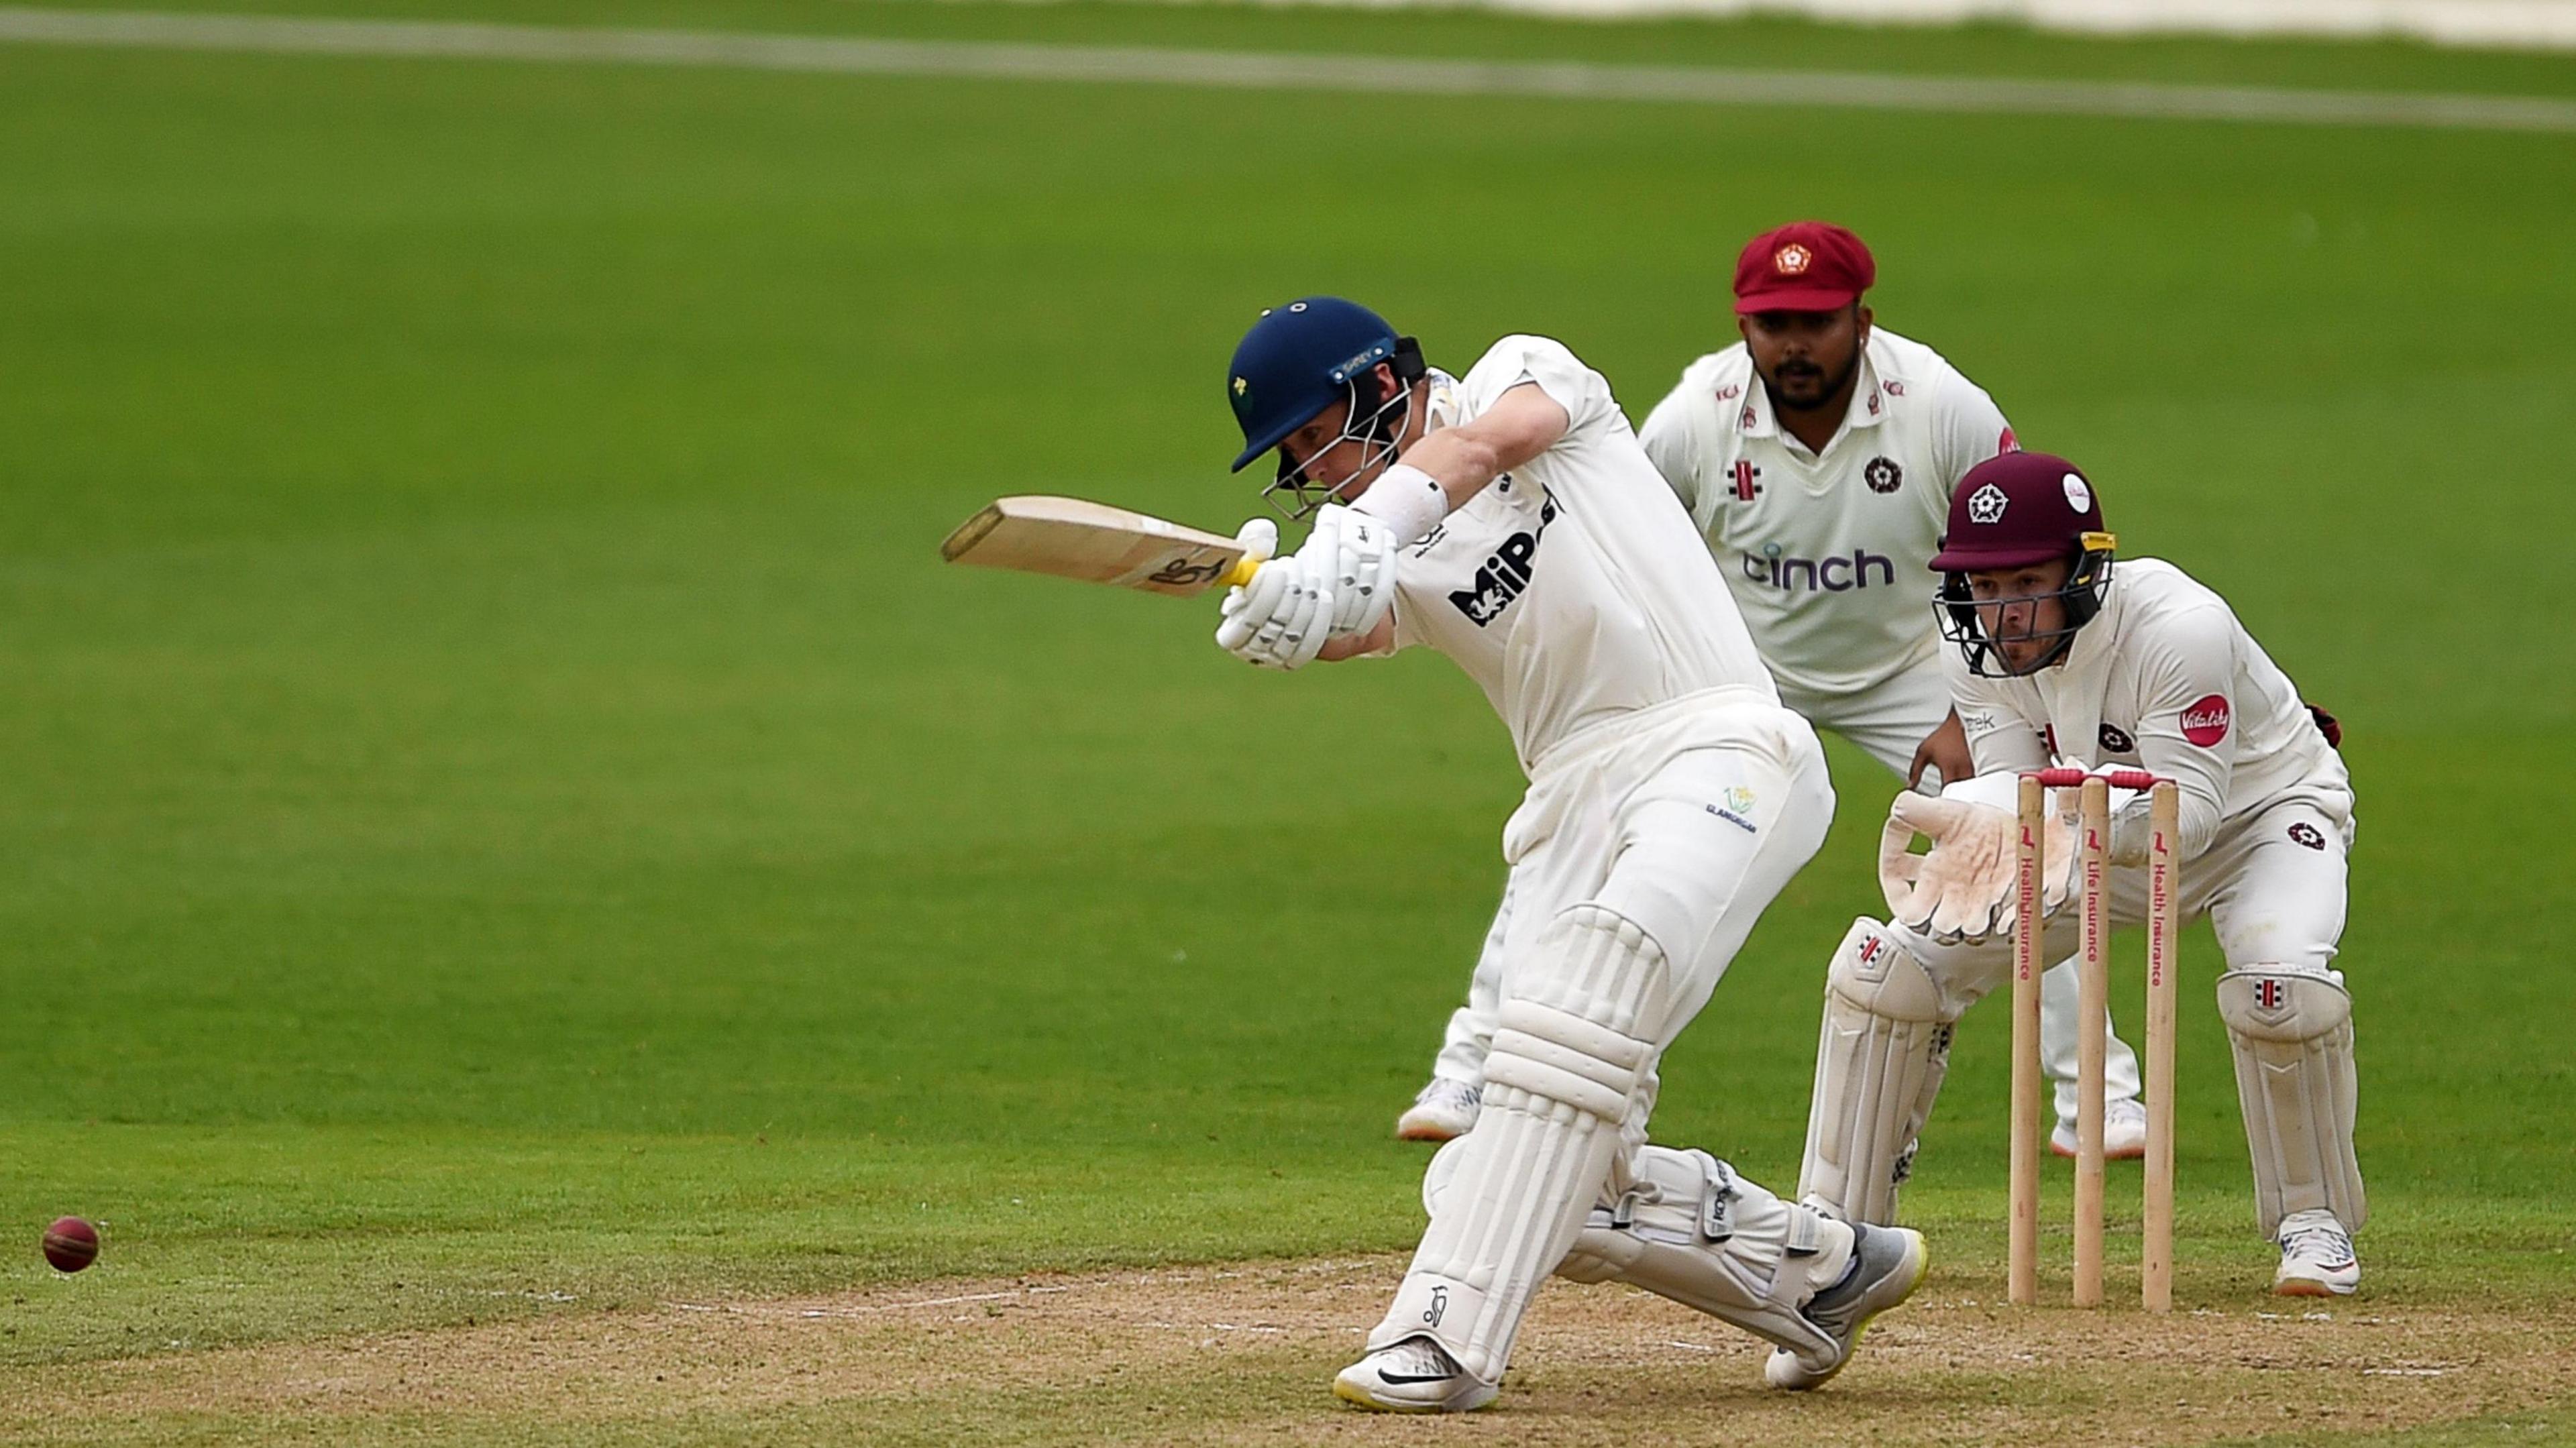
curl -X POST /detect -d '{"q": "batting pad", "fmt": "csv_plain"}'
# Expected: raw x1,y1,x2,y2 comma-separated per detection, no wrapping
2218,968,2367,1235
1373,904,1664,1385
1557,1146,1853,1368
1798,918,1954,1226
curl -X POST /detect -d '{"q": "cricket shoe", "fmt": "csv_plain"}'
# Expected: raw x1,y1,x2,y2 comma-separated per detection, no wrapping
2273,1209,2361,1296
1332,1336,1497,1413
2051,1097,2149,1160
1764,1222,1931,1391
1395,1078,1481,1142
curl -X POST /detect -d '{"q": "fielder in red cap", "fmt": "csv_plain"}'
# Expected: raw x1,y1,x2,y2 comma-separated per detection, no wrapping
1782,451,2371,1300
1729,220,1877,423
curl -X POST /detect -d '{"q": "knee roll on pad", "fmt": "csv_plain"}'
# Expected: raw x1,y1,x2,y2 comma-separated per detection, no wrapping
1797,918,1955,1225
1558,1146,1849,1364
1477,900,1664,1141
2218,968,2365,1235
1374,903,1668,1386
1484,1000,1650,1124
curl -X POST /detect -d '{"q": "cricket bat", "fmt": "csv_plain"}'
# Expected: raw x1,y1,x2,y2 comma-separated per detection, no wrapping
938,495,1263,597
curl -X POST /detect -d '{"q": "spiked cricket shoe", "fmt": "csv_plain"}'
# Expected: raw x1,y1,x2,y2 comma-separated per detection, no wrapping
1395,1078,1481,1142
1332,1337,1497,1413
2051,1096,2149,1160
2273,1209,2361,1296
1764,1223,1931,1391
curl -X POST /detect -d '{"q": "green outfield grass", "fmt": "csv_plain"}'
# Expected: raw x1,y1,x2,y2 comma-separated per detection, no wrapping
3,1,2572,1436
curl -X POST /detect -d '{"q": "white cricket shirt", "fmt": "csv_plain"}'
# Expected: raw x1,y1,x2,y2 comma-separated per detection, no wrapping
1947,559,2347,861
1639,329,2014,700
1384,335,1777,773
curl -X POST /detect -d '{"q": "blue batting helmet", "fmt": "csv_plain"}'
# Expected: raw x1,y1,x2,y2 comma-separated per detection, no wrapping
1224,297,1418,473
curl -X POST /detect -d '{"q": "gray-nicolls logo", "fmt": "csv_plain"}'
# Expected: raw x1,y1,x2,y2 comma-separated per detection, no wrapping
1423,1285,1449,1327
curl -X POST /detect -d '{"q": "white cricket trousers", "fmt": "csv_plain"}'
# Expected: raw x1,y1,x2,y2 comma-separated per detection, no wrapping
1373,687,1836,1382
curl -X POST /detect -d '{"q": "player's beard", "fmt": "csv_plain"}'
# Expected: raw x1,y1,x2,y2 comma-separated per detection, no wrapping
1764,349,1861,415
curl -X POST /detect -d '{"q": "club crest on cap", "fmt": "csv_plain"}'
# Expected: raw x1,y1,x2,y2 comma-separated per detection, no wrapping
1967,482,2008,525
1232,376,1248,397
1774,243,1812,276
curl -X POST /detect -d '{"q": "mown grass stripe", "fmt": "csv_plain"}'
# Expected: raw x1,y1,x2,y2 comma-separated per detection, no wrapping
4,5,2575,131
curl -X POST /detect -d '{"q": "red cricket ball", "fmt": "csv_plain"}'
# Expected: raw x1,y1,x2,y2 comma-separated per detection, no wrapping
42,1217,99,1273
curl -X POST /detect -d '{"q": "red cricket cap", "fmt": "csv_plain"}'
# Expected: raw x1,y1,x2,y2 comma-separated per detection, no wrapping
1733,221,1875,315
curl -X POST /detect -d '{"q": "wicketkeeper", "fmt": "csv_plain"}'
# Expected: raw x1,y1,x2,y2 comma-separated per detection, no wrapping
1796,448,2364,1305
1215,296,1928,1410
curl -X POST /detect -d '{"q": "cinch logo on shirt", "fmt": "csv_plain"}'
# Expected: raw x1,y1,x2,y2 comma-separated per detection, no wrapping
1448,496,1560,627
1740,549,1898,594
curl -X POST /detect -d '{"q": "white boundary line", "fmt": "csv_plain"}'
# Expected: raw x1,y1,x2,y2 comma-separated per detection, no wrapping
1086,0,2576,52
3,6,2573,131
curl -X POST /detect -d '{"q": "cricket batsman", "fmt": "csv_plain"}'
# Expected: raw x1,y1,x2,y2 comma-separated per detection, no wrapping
1400,221,2150,1168
1216,296,1927,1410
1794,448,2364,1304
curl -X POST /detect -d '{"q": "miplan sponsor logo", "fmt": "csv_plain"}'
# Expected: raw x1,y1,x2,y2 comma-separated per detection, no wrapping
1447,494,1558,626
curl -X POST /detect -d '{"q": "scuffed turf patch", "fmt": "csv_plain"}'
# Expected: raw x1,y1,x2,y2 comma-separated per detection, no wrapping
5,1254,2571,1446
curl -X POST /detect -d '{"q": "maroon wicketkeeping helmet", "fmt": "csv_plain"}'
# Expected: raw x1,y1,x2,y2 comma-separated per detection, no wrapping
1931,451,2118,676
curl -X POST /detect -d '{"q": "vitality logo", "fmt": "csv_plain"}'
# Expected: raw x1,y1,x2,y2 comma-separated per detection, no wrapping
1448,496,1560,626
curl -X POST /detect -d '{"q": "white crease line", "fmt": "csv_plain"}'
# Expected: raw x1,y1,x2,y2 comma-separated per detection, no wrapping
669,1284,1080,1320
3,6,2573,132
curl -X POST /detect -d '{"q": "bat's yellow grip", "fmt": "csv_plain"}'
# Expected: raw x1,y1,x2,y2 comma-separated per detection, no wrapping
1220,553,1263,590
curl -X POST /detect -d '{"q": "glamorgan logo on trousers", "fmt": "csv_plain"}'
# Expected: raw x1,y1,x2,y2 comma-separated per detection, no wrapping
1741,548,1897,594
1448,496,1559,626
